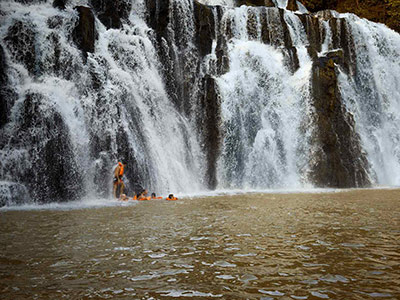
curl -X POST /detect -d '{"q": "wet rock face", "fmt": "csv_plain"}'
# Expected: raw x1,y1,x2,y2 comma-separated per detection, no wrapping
53,0,67,9
18,93,83,203
0,182,29,207
90,0,132,29
0,46,8,129
278,9,300,73
310,51,370,188
194,1,215,57
4,20,36,75
238,0,275,7
199,76,221,189
286,0,298,11
72,6,96,55
145,0,170,38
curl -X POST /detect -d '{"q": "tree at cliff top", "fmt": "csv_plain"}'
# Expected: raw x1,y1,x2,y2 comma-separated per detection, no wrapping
299,0,400,33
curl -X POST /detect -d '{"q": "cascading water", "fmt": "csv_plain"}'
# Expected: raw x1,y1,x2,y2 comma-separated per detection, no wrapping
337,15,400,185
215,6,313,189
0,0,206,205
1,0,400,206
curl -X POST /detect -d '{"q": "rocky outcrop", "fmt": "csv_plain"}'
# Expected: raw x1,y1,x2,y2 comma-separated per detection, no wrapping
286,0,298,11
199,76,221,189
0,46,8,129
310,51,370,188
53,0,67,9
194,1,215,57
4,20,36,75
90,0,132,29
72,6,96,55
0,182,30,207
278,9,300,73
145,0,170,39
238,0,275,7
299,0,400,33
18,93,83,202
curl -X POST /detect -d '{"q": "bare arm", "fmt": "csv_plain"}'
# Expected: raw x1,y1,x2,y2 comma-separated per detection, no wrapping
114,166,120,178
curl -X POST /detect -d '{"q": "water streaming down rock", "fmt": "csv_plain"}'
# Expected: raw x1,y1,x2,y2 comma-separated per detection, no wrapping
0,0,399,205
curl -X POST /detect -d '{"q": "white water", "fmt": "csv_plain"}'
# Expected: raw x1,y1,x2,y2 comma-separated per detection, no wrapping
338,14,400,185
216,6,313,189
0,0,205,203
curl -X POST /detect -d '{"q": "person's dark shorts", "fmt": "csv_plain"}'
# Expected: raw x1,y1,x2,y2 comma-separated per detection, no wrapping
113,176,123,184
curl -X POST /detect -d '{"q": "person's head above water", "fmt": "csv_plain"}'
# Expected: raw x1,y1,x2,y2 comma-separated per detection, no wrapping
151,193,156,198
168,194,173,199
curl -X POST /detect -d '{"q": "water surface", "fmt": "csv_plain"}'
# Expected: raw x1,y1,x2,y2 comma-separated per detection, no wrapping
1,189,400,299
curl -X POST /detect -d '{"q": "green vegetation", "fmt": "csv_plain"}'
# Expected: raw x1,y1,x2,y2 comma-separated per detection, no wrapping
299,0,400,32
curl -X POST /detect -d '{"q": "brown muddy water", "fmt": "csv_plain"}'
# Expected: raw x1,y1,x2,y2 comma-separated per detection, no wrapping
1,189,400,299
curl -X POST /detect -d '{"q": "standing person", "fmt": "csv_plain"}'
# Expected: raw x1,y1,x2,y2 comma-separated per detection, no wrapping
113,161,126,198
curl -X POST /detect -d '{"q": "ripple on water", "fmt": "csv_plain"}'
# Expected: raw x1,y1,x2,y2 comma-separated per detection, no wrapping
148,253,167,258
129,274,159,281
319,274,349,283
212,261,236,268
259,290,285,296
233,253,256,257
238,274,257,283
340,243,365,248
157,290,223,297
311,291,329,299
216,274,235,280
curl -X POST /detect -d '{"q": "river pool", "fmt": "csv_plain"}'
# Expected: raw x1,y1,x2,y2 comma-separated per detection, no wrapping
1,189,400,299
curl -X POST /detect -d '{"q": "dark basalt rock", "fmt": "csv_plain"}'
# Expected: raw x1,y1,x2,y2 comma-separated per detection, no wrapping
279,9,299,73
298,0,338,12
19,93,83,203
145,0,170,38
90,0,132,29
0,182,30,207
247,9,258,40
310,51,370,188
194,0,215,57
72,6,96,55
286,0,298,11
238,0,275,7
215,36,230,75
13,0,46,3
4,20,36,75
53,0,67,10
0,45,8,129
297,14,322,59
199,76,221,189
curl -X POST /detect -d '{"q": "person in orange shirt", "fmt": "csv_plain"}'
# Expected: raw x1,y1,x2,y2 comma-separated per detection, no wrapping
113,161,126,198
137,189,150,200
166,194,178,201
151,193,162,199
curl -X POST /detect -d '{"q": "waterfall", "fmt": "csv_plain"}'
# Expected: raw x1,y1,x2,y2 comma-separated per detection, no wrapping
0,0,400,206
338,14,400,185
215,6,313,189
